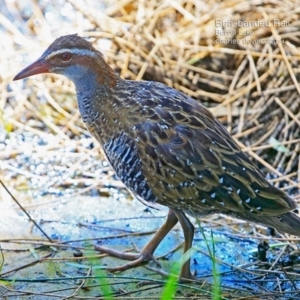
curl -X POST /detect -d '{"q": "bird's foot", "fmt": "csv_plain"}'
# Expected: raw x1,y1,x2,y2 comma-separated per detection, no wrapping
94,244,161,272
94,244,197,283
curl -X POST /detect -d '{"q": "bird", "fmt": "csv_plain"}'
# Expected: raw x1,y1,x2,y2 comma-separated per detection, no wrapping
13,34,300,280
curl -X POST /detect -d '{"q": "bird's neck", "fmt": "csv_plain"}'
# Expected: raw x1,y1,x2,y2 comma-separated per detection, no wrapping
74,69,127,144
70,54,117,89
75,70,116,120
71,56,119,119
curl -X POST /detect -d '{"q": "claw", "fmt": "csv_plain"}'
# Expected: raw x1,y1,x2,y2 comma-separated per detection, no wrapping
94,209,195,281
94,244,159,271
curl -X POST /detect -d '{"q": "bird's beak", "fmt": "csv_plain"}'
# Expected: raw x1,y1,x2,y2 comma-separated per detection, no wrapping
13,57,51,81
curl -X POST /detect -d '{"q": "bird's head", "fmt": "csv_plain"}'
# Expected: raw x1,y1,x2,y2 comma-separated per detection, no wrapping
13,34,117,87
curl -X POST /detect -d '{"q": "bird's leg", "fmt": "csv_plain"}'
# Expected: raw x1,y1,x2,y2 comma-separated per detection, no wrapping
94,209,178,272
172,209,194,280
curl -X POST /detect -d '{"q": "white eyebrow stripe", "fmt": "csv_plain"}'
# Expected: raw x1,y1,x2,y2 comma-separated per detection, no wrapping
46,48,97,59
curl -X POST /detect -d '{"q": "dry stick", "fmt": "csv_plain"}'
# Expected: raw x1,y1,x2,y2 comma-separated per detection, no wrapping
196,73,229,92
233,124,265,139
235,69,253,134
261,10,300,97
230,58,249,134
243,138,300,152
285,143,299,175
283,110,300,133
251,118,277,148
210,107,262,118
120,49,131,78
269,172,299,189
299,155,300,183
247,51,261,94
161,56,231,80
67,0,129,35
0,180,53,243
252,85,296,97
177,43,300,60
236,290,300,300
0,13,32,46
23,98,69,140
279,264,298,291
180,84,223,102
104,0,134,17
7,117,53,138
276,276,282,294
278,183,299,192
1,161,44,179
0,240,85,250
236,141,300,189
0,252,53,277
43,254,106,262
1,286,65,299
268,245,288,272
219,232,300,242
37,84,73,119
136,42,161,80
62,266,92,300
222,67,273,106
18,182,102,210
62,110,81,135
235,61,257,90
171,0,195,22
252,267,300,277
274,97,300,128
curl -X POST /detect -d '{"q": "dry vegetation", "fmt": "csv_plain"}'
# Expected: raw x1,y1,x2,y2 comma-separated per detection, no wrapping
1,0,300,299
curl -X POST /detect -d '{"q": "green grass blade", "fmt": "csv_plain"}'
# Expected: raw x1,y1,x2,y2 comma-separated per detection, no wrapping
195,218,222,300
88,253,114,300
160,248,193,300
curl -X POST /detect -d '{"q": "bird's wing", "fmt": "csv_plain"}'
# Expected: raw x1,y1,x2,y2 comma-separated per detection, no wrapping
132,87,295,216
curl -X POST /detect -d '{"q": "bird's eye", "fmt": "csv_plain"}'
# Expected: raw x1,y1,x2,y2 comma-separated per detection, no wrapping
61,52,72,61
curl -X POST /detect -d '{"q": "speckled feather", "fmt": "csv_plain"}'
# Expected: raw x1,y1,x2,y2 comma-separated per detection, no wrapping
15,34,300,236
100,80,296,217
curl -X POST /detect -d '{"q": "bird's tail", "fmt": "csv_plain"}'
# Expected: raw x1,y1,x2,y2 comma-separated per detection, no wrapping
251,212,300,236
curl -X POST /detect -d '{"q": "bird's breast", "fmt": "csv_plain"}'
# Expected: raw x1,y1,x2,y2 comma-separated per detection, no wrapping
103,130,158,203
